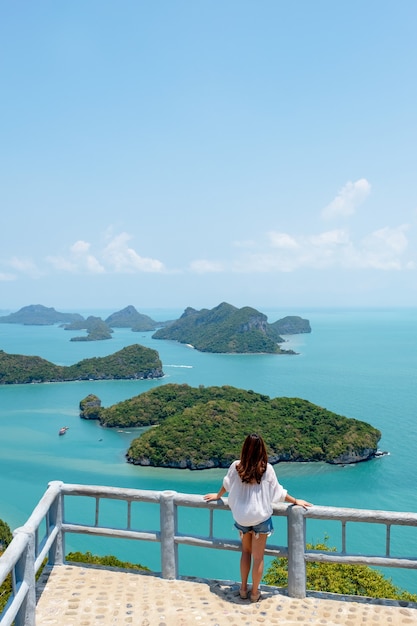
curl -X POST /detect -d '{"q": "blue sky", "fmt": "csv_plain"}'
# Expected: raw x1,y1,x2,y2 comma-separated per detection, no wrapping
1,1,417,312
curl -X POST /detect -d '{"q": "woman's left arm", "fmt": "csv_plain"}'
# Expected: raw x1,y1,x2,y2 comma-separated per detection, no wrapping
285,493,313,509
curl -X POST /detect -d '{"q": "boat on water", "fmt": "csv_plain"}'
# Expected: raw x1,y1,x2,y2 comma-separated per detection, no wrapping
58,426,69,436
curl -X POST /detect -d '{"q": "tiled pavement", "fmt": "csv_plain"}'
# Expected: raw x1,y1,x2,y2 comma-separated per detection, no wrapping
35,564,417,626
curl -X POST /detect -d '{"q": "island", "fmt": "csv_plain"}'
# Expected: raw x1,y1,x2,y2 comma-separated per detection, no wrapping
0,345,163,384
0,304,83,325
79,383,381,468
105,305,159,331
64,316,113,341
152,302,311,354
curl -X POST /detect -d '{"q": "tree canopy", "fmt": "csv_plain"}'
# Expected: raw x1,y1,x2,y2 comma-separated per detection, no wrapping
0,344,163,384
79,383,381,468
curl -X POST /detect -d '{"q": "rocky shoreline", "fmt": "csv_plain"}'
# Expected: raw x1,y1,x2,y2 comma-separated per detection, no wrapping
126,446,384,470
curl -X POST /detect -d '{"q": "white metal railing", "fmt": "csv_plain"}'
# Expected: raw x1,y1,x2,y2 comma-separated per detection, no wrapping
1,480,417,625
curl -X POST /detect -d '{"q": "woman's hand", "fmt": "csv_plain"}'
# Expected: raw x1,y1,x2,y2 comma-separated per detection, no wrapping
204,493,221,502
204,486,226,501
295,499,313,509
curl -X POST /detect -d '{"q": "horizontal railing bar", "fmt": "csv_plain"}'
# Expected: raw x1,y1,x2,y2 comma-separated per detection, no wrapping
61,485,417,525
304,506,417,525
181,498,408,522
305,552,417,569
62,523,160,543
183,496,290,517
174,536,242,550
173,533,288,557
60,483,163,503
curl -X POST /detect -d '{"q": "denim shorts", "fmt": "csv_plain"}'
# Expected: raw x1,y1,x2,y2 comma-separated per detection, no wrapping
234,517,274,538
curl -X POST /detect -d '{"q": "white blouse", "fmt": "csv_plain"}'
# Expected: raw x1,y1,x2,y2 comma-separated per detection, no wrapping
223,460,287,526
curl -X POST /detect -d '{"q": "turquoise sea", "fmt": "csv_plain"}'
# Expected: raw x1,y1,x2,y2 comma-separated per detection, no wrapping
1,307,416,592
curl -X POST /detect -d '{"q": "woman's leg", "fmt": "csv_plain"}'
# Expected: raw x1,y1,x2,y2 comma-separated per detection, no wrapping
240,531,253,594
250,533,268,600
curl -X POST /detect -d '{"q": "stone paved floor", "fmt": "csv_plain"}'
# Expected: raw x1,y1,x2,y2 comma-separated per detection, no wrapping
35,564,417,626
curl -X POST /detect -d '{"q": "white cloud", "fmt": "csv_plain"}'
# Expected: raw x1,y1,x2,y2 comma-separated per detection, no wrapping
46,241,105,274
232,224,412,273
309,229,350,246
8,257,42,278
321,178,371,219
69,240,105,273
103,233,164,273
358,225,410,270
44,233,164,275
85,255,106,273
45,256,77,272
70,240,91,255
0,272,16,281
268,232,299,249
189,259,224,273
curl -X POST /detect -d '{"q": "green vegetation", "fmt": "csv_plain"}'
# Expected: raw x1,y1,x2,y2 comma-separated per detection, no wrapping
66,551,149,571
0,519,12,613
0,344,163,384
0,520,12,552
153,302,310,353
78,383,380,468
263,538,417,602
65,316,113,341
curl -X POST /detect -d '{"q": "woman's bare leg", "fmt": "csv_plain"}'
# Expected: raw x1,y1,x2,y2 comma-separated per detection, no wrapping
240,531,253,595
250,533,268,600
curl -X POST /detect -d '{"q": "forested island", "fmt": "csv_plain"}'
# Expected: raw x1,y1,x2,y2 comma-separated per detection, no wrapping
152,302,311,353
0,345,163,384
79,384,381,468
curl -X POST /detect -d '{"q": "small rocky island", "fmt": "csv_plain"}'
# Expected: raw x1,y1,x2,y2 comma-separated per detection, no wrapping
64,316,114,341
152,302,311,354
0,304,171,341
0,345,163,384
79,383,381,468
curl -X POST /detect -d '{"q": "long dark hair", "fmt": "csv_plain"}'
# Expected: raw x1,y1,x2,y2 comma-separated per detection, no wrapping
236,433,268,484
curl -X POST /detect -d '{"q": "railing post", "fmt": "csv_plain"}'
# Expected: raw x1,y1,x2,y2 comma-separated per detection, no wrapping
287,505,306,598
12,528,36,626
160,491,178,579
48,482,64,566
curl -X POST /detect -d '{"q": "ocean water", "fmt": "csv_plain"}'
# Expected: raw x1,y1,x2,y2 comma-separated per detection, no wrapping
0,307,416,591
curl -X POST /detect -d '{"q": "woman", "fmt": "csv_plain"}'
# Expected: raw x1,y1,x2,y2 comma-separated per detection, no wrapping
204,433,312,602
